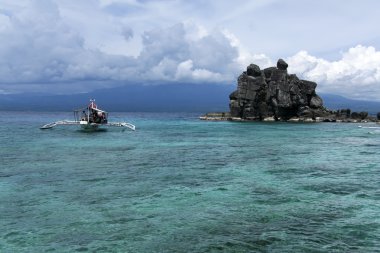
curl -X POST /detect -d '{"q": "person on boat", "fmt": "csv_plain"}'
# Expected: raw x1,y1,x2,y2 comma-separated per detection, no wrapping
101,112,107,123
92,110,100,123
81,110,87,121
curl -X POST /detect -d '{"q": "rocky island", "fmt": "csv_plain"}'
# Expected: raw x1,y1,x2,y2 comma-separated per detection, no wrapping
201,59,379,123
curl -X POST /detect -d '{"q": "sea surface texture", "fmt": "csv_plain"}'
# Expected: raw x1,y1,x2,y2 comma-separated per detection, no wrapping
1,112,380,252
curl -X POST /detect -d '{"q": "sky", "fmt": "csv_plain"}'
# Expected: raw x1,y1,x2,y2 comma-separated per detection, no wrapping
0,0,380,100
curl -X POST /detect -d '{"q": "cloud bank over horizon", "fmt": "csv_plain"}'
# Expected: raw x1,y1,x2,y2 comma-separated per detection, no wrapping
287,45,380,100
0,0,380,100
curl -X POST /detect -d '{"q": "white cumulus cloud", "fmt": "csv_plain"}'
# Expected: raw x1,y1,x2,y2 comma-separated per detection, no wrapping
0,4,250,93
136,23,245,82
287,45,380,100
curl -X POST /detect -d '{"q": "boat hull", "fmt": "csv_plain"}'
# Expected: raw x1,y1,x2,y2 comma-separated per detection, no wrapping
80,121,100,131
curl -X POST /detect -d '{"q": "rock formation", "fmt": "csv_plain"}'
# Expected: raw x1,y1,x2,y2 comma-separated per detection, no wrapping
229,59,330,121
201,58,378,122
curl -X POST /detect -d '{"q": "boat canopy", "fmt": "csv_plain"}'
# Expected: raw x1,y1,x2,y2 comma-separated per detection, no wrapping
73,100,106,113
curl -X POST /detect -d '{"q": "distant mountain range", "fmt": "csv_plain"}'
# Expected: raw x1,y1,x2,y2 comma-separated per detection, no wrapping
318,93,380,114
1,83,379,114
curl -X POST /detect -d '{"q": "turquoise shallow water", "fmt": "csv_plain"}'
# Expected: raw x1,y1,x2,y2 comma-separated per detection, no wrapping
1,112,380,252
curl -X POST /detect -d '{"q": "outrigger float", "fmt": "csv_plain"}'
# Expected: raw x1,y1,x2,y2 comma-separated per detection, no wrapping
40,99,135,131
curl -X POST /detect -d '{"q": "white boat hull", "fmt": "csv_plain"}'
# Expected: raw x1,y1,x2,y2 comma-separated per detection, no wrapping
80,121,100,130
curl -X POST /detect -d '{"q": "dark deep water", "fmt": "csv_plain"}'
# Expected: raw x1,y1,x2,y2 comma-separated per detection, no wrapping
1,112,380,252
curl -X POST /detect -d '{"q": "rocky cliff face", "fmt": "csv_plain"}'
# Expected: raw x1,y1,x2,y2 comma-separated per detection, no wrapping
229,59,330,120
201,58,377,122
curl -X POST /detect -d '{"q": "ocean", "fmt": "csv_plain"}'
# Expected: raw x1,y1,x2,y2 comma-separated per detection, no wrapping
1,112,380,252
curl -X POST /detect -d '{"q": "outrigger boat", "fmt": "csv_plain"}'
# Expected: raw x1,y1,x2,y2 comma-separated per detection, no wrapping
40,99,135,131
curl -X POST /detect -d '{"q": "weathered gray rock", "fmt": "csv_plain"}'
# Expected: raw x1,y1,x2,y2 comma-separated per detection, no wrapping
263,67,277,79
277,59,288,70
297,106,313,118
229,59,327,120
247,64,261,77
310,95,323,108
299,80,317,95
229,90,238,100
